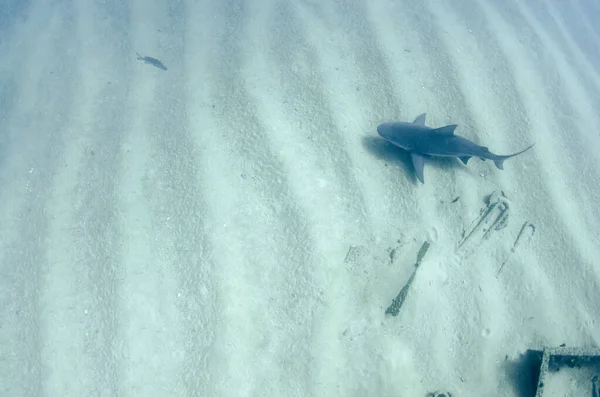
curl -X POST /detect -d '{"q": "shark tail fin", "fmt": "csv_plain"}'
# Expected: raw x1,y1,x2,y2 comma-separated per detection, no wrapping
493,143,535,170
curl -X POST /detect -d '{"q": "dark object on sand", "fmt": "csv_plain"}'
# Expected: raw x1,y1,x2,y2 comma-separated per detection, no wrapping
385,241,430,316
522,346,600,397
136,52,168,71
426,392,452,397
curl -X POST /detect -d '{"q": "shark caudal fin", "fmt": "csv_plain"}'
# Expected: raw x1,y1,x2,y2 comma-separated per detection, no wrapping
493,143,535,170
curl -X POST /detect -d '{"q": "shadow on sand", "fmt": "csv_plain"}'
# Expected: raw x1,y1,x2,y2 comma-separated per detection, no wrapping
361,135,467,184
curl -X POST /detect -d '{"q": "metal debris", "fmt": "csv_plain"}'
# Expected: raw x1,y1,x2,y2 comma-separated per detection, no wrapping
385,241,430,317
526,346,600,397
496,221,535,277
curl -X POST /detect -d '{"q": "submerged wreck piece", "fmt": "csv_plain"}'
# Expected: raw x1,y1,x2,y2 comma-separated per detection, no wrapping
525,346,600,397
456,190,510,256
136,52,168,70
385,241,430,316
426,392,453,397
496,220,535,277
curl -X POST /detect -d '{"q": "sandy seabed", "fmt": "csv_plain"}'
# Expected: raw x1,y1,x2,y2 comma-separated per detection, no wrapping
1,0,599,396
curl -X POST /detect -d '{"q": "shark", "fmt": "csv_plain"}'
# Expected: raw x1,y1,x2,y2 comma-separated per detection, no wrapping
377,113,534,183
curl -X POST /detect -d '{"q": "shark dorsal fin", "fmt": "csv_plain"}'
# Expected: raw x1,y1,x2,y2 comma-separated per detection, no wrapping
433,124,458,135
413,113,426,126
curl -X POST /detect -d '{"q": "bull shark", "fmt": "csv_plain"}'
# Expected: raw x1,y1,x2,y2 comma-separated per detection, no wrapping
377,113,534,183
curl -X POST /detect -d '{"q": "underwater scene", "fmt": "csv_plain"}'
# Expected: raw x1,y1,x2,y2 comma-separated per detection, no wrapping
0,0,599,396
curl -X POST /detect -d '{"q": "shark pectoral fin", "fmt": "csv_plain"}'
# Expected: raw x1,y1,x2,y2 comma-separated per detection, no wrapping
410,153,426,183
459,156,471,165
433,124,458,135
413,113,426,125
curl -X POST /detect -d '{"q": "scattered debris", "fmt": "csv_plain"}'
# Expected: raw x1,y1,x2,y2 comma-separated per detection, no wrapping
343,244,373,278
136,52,168,71
496,221,535,277
344,245,363,264
385,241,430,316
427,391,453,397
454,190,535,277
457,190,510,256
386,235,414,265
416,241,430,263
511,221,536,253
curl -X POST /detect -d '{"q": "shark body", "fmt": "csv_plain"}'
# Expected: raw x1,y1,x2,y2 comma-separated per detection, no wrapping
377,113,534,183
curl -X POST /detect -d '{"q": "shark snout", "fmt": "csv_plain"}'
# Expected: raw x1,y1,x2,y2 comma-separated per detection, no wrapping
376,123,393,139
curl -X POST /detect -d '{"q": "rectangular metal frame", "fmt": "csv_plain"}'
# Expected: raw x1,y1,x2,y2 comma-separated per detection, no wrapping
529,346,600,396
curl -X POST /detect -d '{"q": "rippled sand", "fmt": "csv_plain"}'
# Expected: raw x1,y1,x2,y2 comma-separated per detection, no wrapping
1,0,599,396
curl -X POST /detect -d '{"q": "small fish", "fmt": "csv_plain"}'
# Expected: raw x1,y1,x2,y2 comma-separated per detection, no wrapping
136,52,168,71
377,113,534,183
